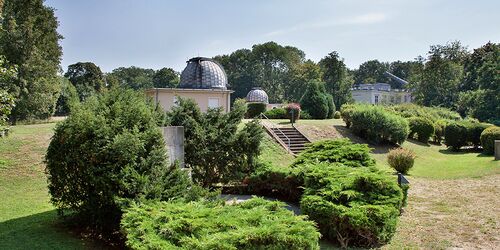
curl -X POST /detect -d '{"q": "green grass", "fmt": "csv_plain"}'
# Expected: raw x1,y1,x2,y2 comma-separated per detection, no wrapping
0,123,104,249
258,134,295,167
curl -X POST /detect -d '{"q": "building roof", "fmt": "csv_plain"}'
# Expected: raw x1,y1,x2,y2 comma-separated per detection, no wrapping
246,87,269,104
179,57,228,90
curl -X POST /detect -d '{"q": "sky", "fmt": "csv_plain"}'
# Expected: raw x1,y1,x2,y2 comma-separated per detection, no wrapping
45,0,500,73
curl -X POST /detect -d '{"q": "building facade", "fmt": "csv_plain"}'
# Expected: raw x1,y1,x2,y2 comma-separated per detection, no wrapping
351,83,413,105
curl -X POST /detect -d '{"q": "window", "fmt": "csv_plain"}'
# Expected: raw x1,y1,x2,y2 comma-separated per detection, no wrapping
374,95,379,104
208,98,220,109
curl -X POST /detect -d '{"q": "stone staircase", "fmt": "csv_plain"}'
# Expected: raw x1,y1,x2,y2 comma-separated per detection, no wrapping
269,127,310,155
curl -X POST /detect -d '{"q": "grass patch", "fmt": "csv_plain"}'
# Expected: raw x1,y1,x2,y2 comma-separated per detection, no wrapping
258,134,295,167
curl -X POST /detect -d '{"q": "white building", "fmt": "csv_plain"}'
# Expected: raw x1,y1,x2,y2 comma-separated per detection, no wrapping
351,72,413,105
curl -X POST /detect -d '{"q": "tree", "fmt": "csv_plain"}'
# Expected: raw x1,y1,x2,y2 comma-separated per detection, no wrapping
285,60,322,102
353,60,390,84
300,80,330,119
319,51,353,107
64,62,105,101
0,0,63,121
107,66,155,90
54,76,79,116
388,60,423,88
152,67,179,88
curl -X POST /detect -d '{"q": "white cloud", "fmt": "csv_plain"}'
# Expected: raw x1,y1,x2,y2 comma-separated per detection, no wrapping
265,12,389,37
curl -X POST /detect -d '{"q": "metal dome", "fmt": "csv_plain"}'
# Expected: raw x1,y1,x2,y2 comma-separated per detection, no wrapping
179,57,228,90
246,87,269,104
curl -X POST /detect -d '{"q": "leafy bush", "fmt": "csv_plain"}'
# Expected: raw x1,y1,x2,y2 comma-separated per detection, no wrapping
246,102,266,118
292,139,375,168
166,97,263,187
466,122,492,148
121,198,321,250
45,89,194,231
0,90,15,126
326,94,335,119
285,103,301,122
301,110,312,119
350,104,409,144
333,111,341,119
301,80,329,119
54,77,79,116
263,107,286,119
433,119,448,144
387,103,461,122
408,117,435,143
480,126,500,155
340,103,355,128
300,163,404,248
444,122,468,150
387,148,416,174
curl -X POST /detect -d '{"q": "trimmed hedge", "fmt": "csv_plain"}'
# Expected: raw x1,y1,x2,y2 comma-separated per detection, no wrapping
408,117,435,143
349,104,409,144
263,107,286,119
480,126,500,155
444,122,468,150
340,104,355,128
466,122,492,148
433,119,448,144
121,198,321,250
246,102,266,118
245,163,302,202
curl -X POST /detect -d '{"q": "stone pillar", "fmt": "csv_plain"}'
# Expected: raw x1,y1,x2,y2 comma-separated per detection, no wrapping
495,140,500,161
161,126,185,168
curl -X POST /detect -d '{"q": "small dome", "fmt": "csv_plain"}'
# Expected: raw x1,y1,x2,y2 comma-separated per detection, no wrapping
246,87,269,104
179,57,228,90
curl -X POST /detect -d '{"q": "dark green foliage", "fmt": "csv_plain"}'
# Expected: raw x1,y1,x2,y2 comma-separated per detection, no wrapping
107,66,156,90
300,111,312,120
292,139,375,168
353,60,390,84
300,163,403,248
300,80,329,119
408,117,435,143
121,198,321,250
64,62,105,101
166,98,263,187
444,122,468,150
245,163,302,202
285,103,301,122
0,90,15,126
246,102,266,118
386,103,461,122
333,111,341,119
466,122,492,148
263,107,287,119
480,126,500,155
349,104,409,144
152,67,179,88
340,103,355,128
319,51,354,107
1,0,63,121
54,77,79,116
326,94,335,118
45,89,194,231
433,119,448,144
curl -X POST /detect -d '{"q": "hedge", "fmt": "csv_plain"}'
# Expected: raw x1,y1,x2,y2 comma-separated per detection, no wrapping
480,126,500,154
387,103,461,122
340,104,355,128
444,122,468,150
408,117,435,143
121,198,321,250
433,119,448,144
246,102,266,118
466,122,492,148
263,107,286,119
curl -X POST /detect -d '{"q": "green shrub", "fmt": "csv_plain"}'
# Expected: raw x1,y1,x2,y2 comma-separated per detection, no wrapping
45,89,194,231
300,163,404,248
54,77,79,116
301,110,312,120
408,117,435,143
480,126,500,154
387,148,416,174
121,198,321,250
301,80,329,119
350,104,409,144
292,139,375,168
263,107,286,119
326,94,335,119
333,111,341,119
433,119,448,144
466,122,492,148
0,90,15,126
285,103,301,122
245,163,302,202
388,103,461,122
340,104,355,128
444,122,468,150
246,102,266,118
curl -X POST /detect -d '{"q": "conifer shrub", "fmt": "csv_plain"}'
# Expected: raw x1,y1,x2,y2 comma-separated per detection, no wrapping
45,89,196,232
263,107,286,119
480,126,500,154
333,111,341,119
301,80,329,119
300,163,404,248
246,102,267,118
245,163,302,202
408,117,435,143
292,139,375,168
121,198,321,250
387,148,416,174
444,122,468,150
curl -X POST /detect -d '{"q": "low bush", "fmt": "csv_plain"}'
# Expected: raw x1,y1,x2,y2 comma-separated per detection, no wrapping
480,126,500,155
45,89,195,232
292,139,375,168
433,119,448,144
121,198,321,250
244,163,302,202
263,107,286,119
388,103,461,122
300,163,404,248
444,122,468,150
0,90,15,126
285,103,301,122
333,110,341,119
246,102,266,118
350,104,409,144
387,148,416,174
340,104,355,128
301,111,312,120
408,117,435,143
466,122,492,148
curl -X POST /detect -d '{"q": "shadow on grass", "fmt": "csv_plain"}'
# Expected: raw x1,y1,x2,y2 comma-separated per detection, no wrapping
438,147,484,155
406,138,431,147
0,210,110,249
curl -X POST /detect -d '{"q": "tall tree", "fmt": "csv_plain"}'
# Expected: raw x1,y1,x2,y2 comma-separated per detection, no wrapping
107,66,155,90
285,60,322,102
353,60,390,84
65,62,105,101
319,51,353,107
152,67,179,88
388,60,423,88
0,0,63,120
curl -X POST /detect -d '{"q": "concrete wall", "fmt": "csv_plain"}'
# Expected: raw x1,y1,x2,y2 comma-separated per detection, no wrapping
161,126,185,168
146,88,232,113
